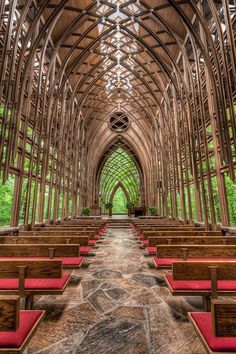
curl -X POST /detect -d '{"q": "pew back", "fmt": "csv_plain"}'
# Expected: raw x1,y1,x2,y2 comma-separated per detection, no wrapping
157,245,236,259
0,260,62,278
19,231,94,238
172,261,236,280
0,244,80,258
143,231,222,239
148,236,236,247
0,236,88,245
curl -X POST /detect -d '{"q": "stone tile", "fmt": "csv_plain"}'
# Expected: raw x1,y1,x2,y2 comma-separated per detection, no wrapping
81,279,104,298
87,288,116,313
92,269,123,279
108,278,143,294
165,297,198,322
28,302,99,353
107,306,145,320
105,287,127,300
124,288,162,306
148,302,204,354
75,317,148,354
131,272,165,287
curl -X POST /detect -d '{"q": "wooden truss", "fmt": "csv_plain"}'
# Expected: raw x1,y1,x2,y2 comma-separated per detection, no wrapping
0,1,235,228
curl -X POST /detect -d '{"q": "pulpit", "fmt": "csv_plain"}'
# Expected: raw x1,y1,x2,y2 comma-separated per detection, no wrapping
128,207,147,217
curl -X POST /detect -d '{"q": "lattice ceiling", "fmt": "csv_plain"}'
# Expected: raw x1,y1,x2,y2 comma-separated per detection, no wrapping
41,0,195,128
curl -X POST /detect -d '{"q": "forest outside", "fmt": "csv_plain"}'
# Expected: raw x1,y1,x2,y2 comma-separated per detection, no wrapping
1,173,236,226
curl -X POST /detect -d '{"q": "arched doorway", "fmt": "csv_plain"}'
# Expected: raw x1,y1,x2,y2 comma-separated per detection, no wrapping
109,183,130,215
98,145,141,214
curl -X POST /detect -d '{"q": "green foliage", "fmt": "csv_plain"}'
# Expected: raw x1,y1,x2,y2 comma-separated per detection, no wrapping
0,175,15,226
112,187,127,213
149,207,157,215
126,201,136,208
104,202,113,209
100,147,140,205
82,207,90,216
225,174,236,225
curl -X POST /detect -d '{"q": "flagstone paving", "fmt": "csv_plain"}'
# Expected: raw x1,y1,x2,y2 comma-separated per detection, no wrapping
27,224,205,354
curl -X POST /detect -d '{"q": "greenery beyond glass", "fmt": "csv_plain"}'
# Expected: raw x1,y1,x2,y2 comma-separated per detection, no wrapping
82,207,90,216
1,171,236,226
112,187,127,213
149,207,157,215
99,147,140,207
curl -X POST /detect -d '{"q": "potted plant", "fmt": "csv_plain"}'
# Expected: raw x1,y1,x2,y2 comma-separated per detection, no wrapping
126,201,135,209
82,207,90,216
149,207,157,216
105,202,113,217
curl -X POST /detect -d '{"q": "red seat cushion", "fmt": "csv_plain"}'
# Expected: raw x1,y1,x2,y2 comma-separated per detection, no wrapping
165,274,236,291
95,235,100,240
88,240,97,246
58,257,84,267
190,312,236,351
0,310,43,348
142,240,149,247
146,247,156,255
80,246,92,255
0,273,70,290
153,257,236,268
153,257,179,267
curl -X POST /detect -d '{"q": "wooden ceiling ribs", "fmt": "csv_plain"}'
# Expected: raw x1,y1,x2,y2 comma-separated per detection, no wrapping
0,0,235,227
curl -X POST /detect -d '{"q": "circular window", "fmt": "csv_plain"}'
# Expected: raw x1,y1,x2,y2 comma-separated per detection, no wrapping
109,112,129,132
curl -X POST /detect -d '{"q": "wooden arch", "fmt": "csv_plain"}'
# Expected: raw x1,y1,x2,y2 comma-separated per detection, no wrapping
0,1,235,229
109,182,130,212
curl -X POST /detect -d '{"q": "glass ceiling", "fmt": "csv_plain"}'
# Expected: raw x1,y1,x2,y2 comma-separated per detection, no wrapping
99,147,140,205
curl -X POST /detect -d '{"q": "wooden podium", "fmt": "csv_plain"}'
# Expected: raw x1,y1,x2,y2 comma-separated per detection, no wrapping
128,207,147,217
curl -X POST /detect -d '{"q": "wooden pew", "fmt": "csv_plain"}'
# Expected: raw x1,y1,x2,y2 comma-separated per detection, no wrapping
153,245,236,268
140,230,223,248
189,300,236,353
0,260,70,309
0,244,84,268
138,225,204,233
0,295,45,353
19,230,95,237
145,236,236,255
164,261,236,310
0,236,94,256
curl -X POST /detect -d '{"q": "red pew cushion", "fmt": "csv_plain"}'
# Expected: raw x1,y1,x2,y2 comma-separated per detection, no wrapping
0,310,43,348
80,246,92,255
88,240,97,246
142,240,149,247
146,247,156,255
153,257,236,268
57,257,84,267
95,235,100,240
165,274,236,291
153,257,180,267
190,312,236,352
0,273,70,290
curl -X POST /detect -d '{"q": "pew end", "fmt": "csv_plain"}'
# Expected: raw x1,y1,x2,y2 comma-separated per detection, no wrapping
188,300,236,353
0,295,45,353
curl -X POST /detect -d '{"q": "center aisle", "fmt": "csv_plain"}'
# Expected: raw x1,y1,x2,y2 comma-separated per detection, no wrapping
28,221,205,354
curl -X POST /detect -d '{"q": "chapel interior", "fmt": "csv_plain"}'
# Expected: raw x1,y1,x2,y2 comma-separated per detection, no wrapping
0,1,236,353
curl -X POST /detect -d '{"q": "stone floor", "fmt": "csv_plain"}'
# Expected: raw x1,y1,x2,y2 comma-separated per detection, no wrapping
27,225,206,354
